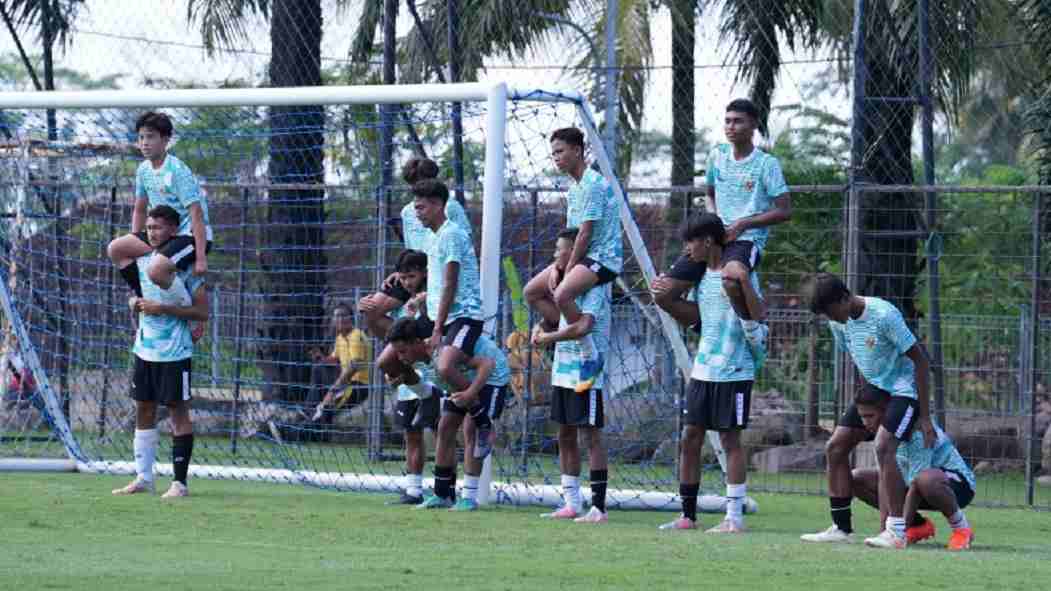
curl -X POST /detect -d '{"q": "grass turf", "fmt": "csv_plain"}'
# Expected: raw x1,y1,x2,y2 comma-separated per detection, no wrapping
2,473,1050,590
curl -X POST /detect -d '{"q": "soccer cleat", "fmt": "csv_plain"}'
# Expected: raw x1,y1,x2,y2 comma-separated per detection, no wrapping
706,518,746,534
415,494,454,510
161,481,189,499
742,321,769,370
387,492,424,506
573,506,608,524
473,426,495,460
906,517,936,544
111,476,155,495
540,505,579,519
864,529,907,549
575,352,605,393
800,525,852,543
947,528,974,551
658,514,698,530
449,498,479,512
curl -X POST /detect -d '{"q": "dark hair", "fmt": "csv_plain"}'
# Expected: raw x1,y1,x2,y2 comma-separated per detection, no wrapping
147,204,180,228
806,273,851,314
402,158,440,185
332,302,353,316
395,249,427,274
557,228,579,242
854,383,891,408
550,127,585,149
680,213,725,244
726,98,760,122
386,316,430,344
412,179,449,204
135,111,174,138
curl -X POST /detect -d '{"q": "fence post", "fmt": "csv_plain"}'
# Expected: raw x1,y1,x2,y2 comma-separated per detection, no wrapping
231,188,248,455
844,0,867,414
1026,191,1044,506
99,185,117,438
522,189,538,474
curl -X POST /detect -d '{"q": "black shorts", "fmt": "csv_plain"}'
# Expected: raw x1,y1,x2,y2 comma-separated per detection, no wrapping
135,233,213,272
578,257,618,286
442,384,508,421
550,387,604,428
667,254,707,284
837,403,877,442
912,469,975,511
380,279,412,304
721,240,761,272
884,396,918,441
441,317,484,357
396,389,442,433
131,356,192,405
684,379,752,431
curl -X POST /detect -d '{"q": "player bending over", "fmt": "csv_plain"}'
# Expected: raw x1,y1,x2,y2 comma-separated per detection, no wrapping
112,205,208,499
801,273,935,548
651,213,766,533
849,385,975,551
523,127,622,393
532,228,612,524
386,316,510,511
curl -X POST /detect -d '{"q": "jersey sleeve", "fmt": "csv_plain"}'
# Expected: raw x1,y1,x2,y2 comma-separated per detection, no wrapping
437,227,466,266
172,162,202,208
134,166,146,199
446,200,473,238
762,156,789,198
880,307,917,356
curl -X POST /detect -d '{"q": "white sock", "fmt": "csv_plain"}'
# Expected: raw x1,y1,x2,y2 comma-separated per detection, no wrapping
726,483,747,523
561,474,582,511
405,473,423,498
948,509,970,530
886,516,907,539
578,334,596,360
463,475,480,502
133,428,159,482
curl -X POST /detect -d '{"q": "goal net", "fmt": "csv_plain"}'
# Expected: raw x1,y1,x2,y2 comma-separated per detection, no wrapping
0,83,734,510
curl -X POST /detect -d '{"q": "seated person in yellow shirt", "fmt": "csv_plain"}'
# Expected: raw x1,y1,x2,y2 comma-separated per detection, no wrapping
308,303,372,423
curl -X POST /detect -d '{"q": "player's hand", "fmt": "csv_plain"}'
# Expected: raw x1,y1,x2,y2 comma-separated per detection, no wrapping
357,296,378,314
382,272,400,291
137,299,165,315
650,275,673,298
917,415,936,448
128,296,140,314
725,221,746,243
427,329,442,353
449,390,478,409
531,323,552,347
191,323,205,343
406,292,426,315
547,266,562,294
193,258,207,276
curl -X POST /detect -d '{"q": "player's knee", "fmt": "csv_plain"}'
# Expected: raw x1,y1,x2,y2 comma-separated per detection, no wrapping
875,437,897,465
914,469,944,492
826,436,853,465
718,431,741,451
721,275,743,297
682,425,704,446
146,261,172,287
553,284,574,310
436,358,456,382
106,239,121,262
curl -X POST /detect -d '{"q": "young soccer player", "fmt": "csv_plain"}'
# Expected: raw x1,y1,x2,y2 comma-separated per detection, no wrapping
531,228,612,524
653,99,789,326
651,213,766,533
112,205,208,499
523,127,622,393
800,273,936,548
848,385,975,551
386,316,511,511
357,157,471,337
107,112,212,299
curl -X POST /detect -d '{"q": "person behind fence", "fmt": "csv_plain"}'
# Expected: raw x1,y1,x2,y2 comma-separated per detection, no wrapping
113,205,209,500
106,111,212,305
650,213,767,533
524,127,622,393
357,157,470,338
309,303,372,423
531,228,612,524
652,98,789,334
800,273,936,549
3,352,41,413
847,384,976,551
385,316,510,512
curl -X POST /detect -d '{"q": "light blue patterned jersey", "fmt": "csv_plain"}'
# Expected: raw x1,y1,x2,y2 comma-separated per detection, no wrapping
829,297,918,399
135,154,212,240
897,425,976,491
690,269,761,382
565,168,623,274
132,253,205,363
400,198,472,253
551,283,613,390
392,308,439,402
425,219,483,324
705,144,788,251
434,334,510,390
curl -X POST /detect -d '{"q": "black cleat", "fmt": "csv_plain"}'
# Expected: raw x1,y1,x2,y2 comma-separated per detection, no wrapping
388,492,424,506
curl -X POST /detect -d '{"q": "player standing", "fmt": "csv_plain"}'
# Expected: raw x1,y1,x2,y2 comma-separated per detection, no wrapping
532,229,612,524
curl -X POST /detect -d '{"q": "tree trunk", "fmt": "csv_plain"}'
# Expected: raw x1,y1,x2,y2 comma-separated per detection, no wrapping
666,0,695,265
258,0,326,402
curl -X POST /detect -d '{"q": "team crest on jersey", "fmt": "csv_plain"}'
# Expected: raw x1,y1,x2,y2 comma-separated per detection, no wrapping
865,336,876,349
743,177,755,192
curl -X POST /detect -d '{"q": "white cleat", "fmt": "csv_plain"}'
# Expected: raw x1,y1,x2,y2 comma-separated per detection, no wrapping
573,506,608,524
800,525,853,543
161,481,189,499
112,476,155,495
864,529,906,549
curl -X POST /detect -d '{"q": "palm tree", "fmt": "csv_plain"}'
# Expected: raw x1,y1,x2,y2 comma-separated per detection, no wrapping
1020,0,1051,185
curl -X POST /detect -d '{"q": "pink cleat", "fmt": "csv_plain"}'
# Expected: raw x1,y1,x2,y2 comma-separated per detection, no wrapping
659,514,698,530
112,476,155,495
540,505,579,519
574,506,608,524
707,518,746,534
161,481,189,499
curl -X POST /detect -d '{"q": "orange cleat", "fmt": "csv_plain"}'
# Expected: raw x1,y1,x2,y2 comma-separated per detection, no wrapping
906,517,936,544
947,528,974,551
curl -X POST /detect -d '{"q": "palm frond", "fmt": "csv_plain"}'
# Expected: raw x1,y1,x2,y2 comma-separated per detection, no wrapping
4,0,86,49
348,0,383,65
186,0,270,57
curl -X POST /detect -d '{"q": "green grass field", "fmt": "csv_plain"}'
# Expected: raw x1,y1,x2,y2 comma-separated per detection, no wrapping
2,473,1050,591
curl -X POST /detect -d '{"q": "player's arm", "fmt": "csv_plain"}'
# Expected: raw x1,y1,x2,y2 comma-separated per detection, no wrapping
650,276,699,326
534,314,595,346
704,183,716,215
730,194,792,233
905,342,934,447
137,285,209,321
431,261,459,344
450,355,494,407
567,220,594,271
131,196,149,233
188,202,208,275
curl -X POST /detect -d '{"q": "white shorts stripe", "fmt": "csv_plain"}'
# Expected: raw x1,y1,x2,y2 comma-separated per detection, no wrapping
588,389,597,426
894,404,915,439
487,387,499,418
181,370,191,401
749,244,760,268
452,325,470,350
170,244,195,265
735,391,745,425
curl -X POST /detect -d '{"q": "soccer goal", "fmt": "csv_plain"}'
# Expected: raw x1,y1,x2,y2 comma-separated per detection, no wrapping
0,82,734,511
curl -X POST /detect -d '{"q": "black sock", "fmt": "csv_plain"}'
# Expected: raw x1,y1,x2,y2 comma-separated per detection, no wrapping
119,261,143,298
468,404,492,430
830,496,853,533
590,469,608,512
680,482,700,521
909,512,926,528
434,465,456,500
172,434,194,485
